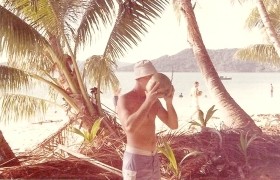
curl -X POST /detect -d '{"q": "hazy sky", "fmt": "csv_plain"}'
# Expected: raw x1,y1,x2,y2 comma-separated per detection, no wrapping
1,1,265,63
111,0,264,63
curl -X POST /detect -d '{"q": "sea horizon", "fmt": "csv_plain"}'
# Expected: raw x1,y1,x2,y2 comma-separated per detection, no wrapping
1,72,280,153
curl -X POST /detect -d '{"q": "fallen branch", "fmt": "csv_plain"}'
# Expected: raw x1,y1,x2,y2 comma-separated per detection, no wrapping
32,120,63,124
57,144,122,177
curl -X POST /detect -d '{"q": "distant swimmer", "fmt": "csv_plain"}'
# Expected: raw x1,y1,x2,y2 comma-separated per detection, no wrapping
179,93,183,98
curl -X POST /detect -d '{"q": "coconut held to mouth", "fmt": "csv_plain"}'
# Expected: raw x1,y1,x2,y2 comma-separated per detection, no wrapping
146,73,172,98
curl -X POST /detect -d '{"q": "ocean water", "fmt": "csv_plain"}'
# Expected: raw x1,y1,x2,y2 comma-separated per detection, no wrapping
102,72,280,115
1,72,280,152
99,72,280,132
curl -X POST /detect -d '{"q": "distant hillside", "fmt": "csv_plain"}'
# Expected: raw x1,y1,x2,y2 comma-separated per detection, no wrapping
116,61,132,68
117,48,280,72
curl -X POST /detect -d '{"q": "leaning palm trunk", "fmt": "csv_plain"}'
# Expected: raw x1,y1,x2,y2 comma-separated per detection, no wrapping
178,0,261,133
256,0,280,57
0,131,20,167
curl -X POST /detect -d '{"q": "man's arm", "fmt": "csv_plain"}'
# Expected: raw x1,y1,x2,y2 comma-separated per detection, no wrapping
157,86,178,129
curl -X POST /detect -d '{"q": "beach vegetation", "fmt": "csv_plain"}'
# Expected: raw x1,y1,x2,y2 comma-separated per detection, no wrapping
0,0,170,169
158,141,203,179
2,1,280,179
234,0,280,67
71,117,102,144
158,141,179,178
189,105,217,128
2,126,280,179
0,1,179,176
0,1,169,130
189,105,223,148
238,131,259,166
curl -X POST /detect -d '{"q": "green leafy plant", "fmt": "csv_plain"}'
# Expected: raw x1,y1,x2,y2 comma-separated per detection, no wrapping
158,142,179,177
189,105,217,128
238,131,258,165
179,150,204,166
71,117,103,144
158,142,203,179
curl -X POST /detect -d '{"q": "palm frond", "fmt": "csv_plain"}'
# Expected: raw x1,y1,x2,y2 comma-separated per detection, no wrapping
2,0,84,61
204,105,217,123
197,110,205,126
179,151,203,166
0,94,48,123
8,55,54,76
0,65,32,92
0,5,50,61
75,0,115,52
47,0,91,55
158,141,178,175
83,55,119,92
103,0,169,61
245,1,280,33
4,0,59,35
234,44,280,66
189,120,202,128
172,0,182,24
245,7,263,30
0,65,61,106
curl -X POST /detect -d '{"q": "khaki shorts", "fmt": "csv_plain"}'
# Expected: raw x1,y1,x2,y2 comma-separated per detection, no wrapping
122,146,160,180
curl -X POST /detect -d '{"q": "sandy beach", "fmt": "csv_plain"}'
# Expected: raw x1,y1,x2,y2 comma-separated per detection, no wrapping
1,93,280,154
1,108,69,153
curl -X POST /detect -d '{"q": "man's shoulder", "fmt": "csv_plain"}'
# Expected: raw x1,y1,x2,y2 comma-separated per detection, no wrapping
119,91,134,100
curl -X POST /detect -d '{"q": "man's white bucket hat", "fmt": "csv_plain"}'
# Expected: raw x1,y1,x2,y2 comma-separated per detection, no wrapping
134,60,157,79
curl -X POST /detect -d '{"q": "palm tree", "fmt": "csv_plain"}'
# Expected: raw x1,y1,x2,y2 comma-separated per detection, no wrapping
255,0,280,57
234,0,280,67
0,0,169,156
173,0,261,133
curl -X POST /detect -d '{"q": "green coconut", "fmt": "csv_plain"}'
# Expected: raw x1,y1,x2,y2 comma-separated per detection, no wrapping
146,73,172,98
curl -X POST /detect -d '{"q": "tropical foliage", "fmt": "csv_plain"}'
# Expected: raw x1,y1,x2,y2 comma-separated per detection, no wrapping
0,0,169,130
71,117,102,144
238,131,259,166
158,140,203,179
1,1,280,179
234,0,280,67
189,105,217,128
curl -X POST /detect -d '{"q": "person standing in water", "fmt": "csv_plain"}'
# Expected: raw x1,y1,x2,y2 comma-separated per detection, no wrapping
189,81,202,120
113,86,121,111
271,83,274,98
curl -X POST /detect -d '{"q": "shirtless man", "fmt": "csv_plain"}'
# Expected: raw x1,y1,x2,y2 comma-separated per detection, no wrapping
117,60,178,180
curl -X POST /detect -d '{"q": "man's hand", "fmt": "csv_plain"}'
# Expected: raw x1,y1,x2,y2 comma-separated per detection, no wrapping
164,85,174,103
145,81,160,104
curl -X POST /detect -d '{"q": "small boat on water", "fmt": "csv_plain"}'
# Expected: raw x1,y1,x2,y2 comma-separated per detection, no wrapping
219,76,232,80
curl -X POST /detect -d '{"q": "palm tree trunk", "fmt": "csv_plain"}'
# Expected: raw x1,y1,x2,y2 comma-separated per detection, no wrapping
256,0,280,57
180,0,261,134
0,131,20,167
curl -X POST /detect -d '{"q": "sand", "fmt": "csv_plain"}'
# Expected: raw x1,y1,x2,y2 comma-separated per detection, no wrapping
1,95,279,153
